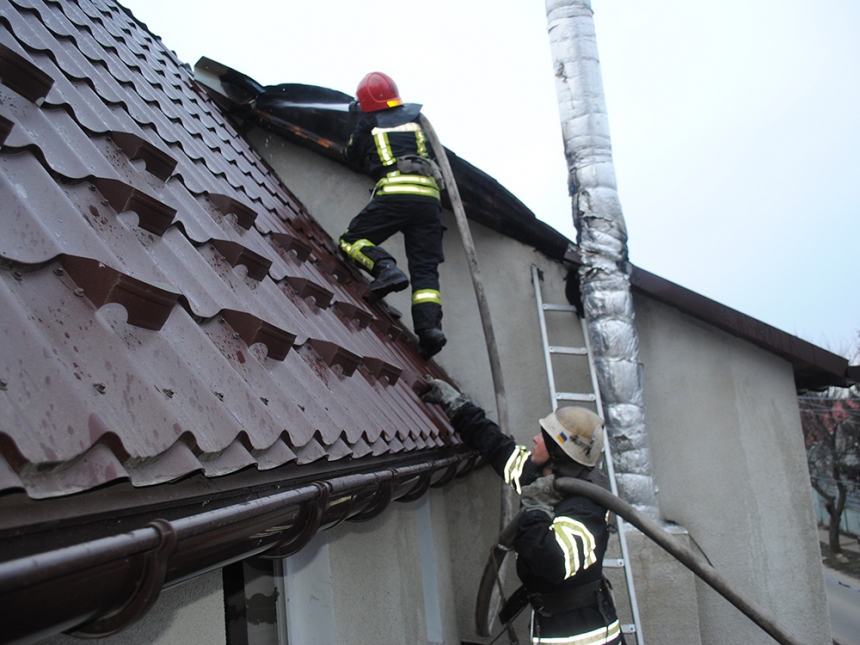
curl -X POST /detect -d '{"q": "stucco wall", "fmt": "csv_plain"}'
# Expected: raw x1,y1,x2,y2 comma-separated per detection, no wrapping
247,130,830,644
636,295,830,645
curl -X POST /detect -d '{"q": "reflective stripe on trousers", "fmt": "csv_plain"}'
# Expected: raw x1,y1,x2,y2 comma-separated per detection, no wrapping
339,238,376,271
412,289,441,306
533,619,621,645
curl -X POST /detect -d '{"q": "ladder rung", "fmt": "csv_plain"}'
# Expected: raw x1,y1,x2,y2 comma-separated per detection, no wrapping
621,624,637,634
549,346,588,355
602,558,625,568
542,303,578,312
556,392,597,402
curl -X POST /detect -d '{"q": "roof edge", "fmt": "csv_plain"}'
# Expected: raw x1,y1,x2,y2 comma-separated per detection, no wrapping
631,266,849,390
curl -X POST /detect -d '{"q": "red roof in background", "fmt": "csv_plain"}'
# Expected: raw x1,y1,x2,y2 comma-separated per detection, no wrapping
0,0,456,501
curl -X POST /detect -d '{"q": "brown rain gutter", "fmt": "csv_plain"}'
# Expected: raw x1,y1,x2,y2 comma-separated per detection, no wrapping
0,452,479,645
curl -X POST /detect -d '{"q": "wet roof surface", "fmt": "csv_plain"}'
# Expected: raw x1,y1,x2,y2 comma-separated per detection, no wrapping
0,0,455,500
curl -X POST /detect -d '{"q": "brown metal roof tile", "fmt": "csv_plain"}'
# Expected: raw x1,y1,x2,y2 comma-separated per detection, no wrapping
19,441,131,498
0,0,458,505
295,437,326,465
59,254,181,330
0,36,54,104
0,152,119,264
126,440,204,486
109,130,176,179
253,437,297,471
198,439,256,477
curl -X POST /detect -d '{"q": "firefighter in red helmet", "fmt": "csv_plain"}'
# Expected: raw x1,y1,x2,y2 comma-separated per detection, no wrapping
340,72,447,358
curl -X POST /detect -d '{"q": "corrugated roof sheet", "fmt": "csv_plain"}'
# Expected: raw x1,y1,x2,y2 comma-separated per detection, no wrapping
0,0,456,500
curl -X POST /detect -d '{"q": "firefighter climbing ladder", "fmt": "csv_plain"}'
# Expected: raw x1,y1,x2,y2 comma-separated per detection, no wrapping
531,264,645,645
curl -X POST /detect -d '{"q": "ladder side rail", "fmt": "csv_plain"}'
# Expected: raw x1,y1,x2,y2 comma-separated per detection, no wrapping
582,318,645,645
531,266,644,644
532,264,559,408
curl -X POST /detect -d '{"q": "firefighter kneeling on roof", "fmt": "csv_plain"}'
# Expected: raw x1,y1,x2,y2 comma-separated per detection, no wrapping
340,71,447,358
423,378,625,645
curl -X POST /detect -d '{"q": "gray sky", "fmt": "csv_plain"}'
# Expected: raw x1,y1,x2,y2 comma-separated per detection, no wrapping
122,0,859,358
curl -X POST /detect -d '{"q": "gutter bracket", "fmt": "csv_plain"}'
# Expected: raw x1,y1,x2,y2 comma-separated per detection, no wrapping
396,470,434,503
261,483,331,559
348,473,395,523
70,519,177,638
430,460,459,488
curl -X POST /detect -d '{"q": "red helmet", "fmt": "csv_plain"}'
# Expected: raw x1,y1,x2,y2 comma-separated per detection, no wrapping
356,72,403,112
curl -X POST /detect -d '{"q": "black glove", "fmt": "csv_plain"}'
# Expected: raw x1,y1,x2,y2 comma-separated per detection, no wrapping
520,475,562,518
422,377,468,418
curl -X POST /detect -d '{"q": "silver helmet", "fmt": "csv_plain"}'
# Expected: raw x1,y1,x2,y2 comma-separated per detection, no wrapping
539,406,605,467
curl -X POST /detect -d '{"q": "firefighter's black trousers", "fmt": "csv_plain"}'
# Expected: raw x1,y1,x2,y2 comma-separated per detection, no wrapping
340,195,443,332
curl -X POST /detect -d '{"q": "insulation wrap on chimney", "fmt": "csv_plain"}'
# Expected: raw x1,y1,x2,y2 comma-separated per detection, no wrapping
546,0,657,512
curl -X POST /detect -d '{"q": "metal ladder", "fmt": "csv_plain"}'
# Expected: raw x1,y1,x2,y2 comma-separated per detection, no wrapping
531,264,644,645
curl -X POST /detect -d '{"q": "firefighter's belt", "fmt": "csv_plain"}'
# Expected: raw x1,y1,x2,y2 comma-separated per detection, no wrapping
396,155,445,190
499,579,605,624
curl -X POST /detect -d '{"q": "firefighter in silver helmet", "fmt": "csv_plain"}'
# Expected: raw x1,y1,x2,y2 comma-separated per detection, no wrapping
423,378,624,645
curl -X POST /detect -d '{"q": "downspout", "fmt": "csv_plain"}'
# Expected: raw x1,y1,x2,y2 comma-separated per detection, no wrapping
545,0,657,512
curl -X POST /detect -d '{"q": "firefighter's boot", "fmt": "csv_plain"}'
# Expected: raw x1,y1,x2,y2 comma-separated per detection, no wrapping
369,259,409,298
418,327,447,359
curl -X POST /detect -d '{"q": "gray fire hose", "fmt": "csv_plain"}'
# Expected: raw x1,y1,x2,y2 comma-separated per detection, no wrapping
476,479,807,644
418,114,510,439
419,114,519,642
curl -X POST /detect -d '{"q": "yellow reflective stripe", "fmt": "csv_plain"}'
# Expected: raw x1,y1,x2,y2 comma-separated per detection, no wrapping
370,122,429,167
373,131,395,166
339,238,375,271
412,289,441,306
375,174,440,199
378,174,437,186
534,620,620,645
551,517,598,579
503,446,530,495
376,184,440,199
415,128,428,157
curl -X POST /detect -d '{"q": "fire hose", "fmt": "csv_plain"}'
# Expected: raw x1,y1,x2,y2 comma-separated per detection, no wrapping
419,115,519,643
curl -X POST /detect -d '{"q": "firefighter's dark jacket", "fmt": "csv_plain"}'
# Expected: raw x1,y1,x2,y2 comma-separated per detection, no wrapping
451,402,622,641
343,104,440,202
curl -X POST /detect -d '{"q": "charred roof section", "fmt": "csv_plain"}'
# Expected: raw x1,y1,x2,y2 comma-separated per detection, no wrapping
194,57,571,262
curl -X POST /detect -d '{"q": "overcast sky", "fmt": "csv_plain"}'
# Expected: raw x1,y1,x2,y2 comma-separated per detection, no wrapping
121,0,860,359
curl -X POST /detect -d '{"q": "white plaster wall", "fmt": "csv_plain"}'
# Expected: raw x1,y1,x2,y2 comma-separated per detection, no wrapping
325,492,461,645
38,570,225,645
635,295,831,645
